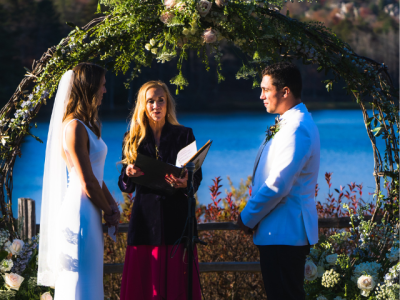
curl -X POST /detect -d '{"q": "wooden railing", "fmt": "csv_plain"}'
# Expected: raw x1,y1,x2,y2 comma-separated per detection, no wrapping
101,216,383,274
18,198,383,274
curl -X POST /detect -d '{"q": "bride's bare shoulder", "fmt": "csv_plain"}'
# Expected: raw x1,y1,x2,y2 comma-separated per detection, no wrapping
62,118,87,139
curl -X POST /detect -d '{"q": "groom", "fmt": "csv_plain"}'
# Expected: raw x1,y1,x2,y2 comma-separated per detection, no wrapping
238,62,320,300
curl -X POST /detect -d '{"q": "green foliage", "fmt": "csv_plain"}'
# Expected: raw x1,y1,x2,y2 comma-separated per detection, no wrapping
305,204,400,300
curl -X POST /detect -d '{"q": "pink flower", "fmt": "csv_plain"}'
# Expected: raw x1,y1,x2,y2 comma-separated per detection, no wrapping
197,0,212,17
164,0,177,9
160,11,175,24
177,37,188,48
3,273,24,291
202,28,217,43
215,0,228,7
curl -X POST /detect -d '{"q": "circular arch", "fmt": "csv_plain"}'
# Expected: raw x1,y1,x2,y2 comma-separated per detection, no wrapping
0,0,398,235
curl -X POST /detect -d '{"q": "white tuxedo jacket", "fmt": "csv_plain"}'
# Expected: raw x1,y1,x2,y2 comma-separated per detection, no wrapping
241,103,320,246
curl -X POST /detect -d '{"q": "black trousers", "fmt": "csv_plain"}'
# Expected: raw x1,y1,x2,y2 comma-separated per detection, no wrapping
258,244,310,300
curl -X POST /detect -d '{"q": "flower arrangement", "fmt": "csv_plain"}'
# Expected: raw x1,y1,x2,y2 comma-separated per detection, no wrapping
304,203,399,300
0,229,53,300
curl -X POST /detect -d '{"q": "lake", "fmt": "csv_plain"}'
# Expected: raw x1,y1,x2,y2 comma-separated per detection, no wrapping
13,110,383,221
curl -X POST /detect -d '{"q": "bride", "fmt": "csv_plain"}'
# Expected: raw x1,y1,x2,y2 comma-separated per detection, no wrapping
37,63,120,299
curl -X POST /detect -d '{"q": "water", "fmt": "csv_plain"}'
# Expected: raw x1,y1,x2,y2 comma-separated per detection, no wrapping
13,110,382,221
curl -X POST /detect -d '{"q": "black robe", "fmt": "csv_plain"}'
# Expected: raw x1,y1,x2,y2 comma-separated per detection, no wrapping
118,121,202,246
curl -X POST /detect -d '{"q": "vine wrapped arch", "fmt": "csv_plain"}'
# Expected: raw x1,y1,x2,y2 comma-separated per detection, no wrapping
0,0,398,236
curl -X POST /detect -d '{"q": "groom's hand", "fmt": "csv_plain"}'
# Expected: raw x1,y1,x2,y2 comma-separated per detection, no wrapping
237,214,253,235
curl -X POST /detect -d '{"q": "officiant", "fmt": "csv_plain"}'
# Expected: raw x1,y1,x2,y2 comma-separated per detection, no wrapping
117,80,202,300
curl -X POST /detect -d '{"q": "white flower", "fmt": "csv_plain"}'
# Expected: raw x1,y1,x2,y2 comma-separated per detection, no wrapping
7,239,24,255
2,273,24,291
304,260,318,281
149,39,156,47
40,292,53,300
197,0,212,17
151,48,158,55
182,28,190,35
1,137,9,146
386,247,399,263
352,261,381,283
164,0,177,8
317,266,325,277
21,101,31,108
357,275,376,297
0,259,13,273
202,28,217,44
316,296,328,300
326,253,338,265
145,43,151,51
190,28,197,35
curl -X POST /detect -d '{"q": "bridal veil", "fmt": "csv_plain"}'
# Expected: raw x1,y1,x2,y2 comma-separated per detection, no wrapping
37,70,74,287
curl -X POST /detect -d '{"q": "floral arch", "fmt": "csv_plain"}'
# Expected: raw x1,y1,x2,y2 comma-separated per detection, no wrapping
0,0,398,298
0,0,398,234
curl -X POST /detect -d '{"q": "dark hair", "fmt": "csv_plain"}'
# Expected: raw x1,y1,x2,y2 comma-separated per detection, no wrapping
262,62,302,99
63,62,106,138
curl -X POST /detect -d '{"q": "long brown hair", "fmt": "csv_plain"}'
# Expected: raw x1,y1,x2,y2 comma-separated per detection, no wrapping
63,62,106,138
122,81,180,164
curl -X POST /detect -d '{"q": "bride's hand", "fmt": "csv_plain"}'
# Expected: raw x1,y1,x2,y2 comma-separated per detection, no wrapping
126,164,144,177
104,204,120,234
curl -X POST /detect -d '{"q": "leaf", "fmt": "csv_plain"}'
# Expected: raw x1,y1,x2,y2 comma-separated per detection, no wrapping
366,117,374,125
96,1,102,14
66,22,77,28
0,250,8,261
372,127,384,137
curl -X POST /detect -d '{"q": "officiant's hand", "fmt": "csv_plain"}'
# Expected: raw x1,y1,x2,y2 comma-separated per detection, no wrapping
237,214,253,235
126,164,144,177
165,171,188,189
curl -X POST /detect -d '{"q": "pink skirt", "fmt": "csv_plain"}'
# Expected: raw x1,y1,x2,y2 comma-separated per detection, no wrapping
120,244,202,300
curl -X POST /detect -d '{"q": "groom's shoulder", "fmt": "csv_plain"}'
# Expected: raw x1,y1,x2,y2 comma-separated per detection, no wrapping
283,111,317,136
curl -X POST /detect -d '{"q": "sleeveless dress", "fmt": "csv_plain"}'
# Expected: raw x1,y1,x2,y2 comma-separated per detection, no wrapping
54,119,107,300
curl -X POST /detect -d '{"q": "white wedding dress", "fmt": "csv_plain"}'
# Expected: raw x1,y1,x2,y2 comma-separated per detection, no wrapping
54,119,107,300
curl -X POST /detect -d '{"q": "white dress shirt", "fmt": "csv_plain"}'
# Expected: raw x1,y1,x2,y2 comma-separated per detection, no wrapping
241,103,320,246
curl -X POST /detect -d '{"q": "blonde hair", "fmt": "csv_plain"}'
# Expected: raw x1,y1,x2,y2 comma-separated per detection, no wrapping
63,62,106,138
122,81,180,164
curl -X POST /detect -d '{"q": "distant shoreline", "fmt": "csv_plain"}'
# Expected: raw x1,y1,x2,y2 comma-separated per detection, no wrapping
33,101,367,122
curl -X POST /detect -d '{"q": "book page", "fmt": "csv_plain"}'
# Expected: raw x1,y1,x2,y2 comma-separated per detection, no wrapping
176,140,197,167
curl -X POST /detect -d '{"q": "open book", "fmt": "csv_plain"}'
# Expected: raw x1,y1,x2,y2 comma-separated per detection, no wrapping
129,140,212,195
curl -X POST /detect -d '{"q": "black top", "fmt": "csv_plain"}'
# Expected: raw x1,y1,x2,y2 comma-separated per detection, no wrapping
118,121,202,246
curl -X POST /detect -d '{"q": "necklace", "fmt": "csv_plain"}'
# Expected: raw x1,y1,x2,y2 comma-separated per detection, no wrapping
155,144,160,160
